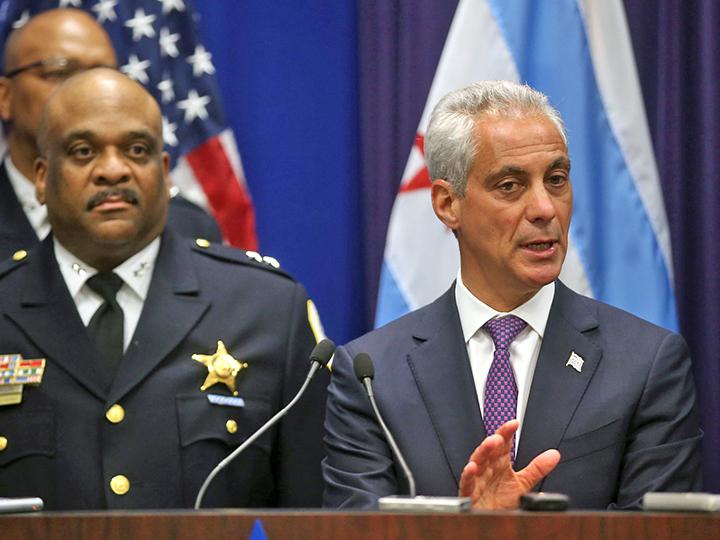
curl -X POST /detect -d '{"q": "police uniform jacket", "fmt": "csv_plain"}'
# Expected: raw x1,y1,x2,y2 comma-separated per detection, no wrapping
0,230,326,509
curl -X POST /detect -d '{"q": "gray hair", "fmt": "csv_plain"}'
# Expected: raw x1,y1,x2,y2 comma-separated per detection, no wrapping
424,80,566,196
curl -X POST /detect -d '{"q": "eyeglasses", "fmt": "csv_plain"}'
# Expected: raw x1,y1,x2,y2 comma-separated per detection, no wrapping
4,57,113,80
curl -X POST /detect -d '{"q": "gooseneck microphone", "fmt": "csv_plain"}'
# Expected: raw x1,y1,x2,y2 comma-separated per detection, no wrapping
194,338,336,509
353,352,471,513
353,352,416,498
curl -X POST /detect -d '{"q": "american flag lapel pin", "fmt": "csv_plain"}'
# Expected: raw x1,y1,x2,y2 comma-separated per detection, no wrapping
566,351,584,373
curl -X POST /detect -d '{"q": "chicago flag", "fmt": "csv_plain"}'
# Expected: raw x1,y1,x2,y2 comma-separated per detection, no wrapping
376,0,677,331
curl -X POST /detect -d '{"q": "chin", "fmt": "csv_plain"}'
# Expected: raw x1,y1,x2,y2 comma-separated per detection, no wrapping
90,223,143,245
523,268,562,289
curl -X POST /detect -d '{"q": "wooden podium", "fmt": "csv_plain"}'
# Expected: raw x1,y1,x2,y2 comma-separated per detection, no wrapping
2,510,719,540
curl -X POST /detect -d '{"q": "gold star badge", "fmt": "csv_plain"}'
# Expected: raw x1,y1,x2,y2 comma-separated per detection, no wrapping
192,341,248,395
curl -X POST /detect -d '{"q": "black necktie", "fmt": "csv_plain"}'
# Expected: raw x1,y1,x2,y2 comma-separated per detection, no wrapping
86,272,125,374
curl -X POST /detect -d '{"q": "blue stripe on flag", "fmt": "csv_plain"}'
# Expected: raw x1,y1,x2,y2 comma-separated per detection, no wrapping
487,0,678,330
375,261,412,328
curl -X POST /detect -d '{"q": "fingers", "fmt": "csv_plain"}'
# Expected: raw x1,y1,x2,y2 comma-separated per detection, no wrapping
467,419,518,467
467,433,507,470
494,419,520,442
458,461,478,497
517,449,561,490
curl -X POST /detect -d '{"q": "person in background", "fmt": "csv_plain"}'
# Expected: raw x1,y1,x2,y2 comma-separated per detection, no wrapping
0,8,221,260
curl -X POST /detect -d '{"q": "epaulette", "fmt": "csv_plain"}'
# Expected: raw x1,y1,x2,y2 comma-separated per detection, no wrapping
189,238,294,280
0,249,30,279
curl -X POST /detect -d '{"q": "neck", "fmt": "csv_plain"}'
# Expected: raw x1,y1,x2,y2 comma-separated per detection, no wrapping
56,236,153,273
459,273,538,312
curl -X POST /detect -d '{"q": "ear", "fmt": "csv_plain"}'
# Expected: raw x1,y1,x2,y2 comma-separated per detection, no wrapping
34,157,48,204
161,151,171,193
431,179,461,231
0,76,13,122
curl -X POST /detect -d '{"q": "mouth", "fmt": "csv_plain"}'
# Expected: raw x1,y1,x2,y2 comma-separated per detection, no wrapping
523,240,557,251
86,189,139,211
520,239,560,256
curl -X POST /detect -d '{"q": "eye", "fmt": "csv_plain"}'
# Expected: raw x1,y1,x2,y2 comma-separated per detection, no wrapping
497,179,521,193
69,144,95,160
547,173,569,187
40,69,73,82
127,143,150,158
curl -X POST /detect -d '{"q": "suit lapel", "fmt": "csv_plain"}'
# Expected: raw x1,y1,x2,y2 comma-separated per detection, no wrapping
406,285,485,486
108,232,209,403
514,282,602,475
5,238,111,399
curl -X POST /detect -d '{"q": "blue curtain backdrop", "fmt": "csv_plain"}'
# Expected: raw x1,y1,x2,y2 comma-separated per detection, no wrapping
197,1,719,490
195,2,363,346
624,0,720,493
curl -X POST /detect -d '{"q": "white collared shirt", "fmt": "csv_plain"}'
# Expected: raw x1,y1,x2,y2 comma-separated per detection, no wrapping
4,155,50,240
54,237,161,351
455,272,555,444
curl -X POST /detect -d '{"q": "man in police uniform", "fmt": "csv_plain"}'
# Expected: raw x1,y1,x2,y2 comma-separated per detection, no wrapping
0,68,326,509
0,8,222,260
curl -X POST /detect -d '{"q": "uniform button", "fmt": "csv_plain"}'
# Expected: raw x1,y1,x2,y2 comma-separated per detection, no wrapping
0,436,7,451
110,475,130,495
195,238,210,248
226,419,238,434
105,404,125,424
12,250,27,262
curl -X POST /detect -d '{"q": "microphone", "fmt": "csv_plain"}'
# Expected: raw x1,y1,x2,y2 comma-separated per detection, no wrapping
194,338,336,509
353,352,416,498
353,352,471,513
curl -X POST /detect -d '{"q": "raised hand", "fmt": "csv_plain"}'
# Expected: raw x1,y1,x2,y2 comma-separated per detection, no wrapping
458,419,561,509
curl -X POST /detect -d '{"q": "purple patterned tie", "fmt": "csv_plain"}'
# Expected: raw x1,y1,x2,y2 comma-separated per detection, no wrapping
482,315,527,460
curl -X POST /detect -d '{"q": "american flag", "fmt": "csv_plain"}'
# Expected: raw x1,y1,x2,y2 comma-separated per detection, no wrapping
0,0,258,249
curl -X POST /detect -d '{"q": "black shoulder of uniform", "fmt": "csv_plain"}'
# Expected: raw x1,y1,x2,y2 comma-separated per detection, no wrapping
0,249,30,280
189,238,295,280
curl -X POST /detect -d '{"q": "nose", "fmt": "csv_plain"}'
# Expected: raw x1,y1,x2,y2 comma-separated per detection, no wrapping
93,148,131,185
525,181,557,223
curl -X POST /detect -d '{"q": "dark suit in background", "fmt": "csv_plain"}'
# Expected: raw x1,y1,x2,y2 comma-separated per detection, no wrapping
0,231,326,509
0,162,36,258
323,281,701,509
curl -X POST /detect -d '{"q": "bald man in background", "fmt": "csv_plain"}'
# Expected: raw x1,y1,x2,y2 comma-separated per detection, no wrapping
0,8,221,260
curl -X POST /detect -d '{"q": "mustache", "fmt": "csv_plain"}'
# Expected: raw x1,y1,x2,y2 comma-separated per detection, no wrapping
85,188,139,211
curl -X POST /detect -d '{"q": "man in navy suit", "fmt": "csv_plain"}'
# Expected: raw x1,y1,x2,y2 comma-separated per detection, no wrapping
0,8,221,261
323,81,702,510
0,68,326,509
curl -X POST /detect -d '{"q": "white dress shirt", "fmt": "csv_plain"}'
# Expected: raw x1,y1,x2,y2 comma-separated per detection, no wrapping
54,237,161,351
4,155,50,240
455,272,555,444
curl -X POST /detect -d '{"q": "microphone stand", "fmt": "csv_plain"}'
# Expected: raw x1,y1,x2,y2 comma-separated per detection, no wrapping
354,352,471,513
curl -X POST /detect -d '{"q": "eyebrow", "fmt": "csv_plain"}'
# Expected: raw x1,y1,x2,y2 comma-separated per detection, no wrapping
486,156,571,184
549,157,571,171
486,165,527,184
63,130,95,145
62,129,159,147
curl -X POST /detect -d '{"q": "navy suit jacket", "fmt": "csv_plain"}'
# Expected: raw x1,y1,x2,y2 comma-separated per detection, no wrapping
0,232,327,509
0,162,222,261
323,282,702,509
